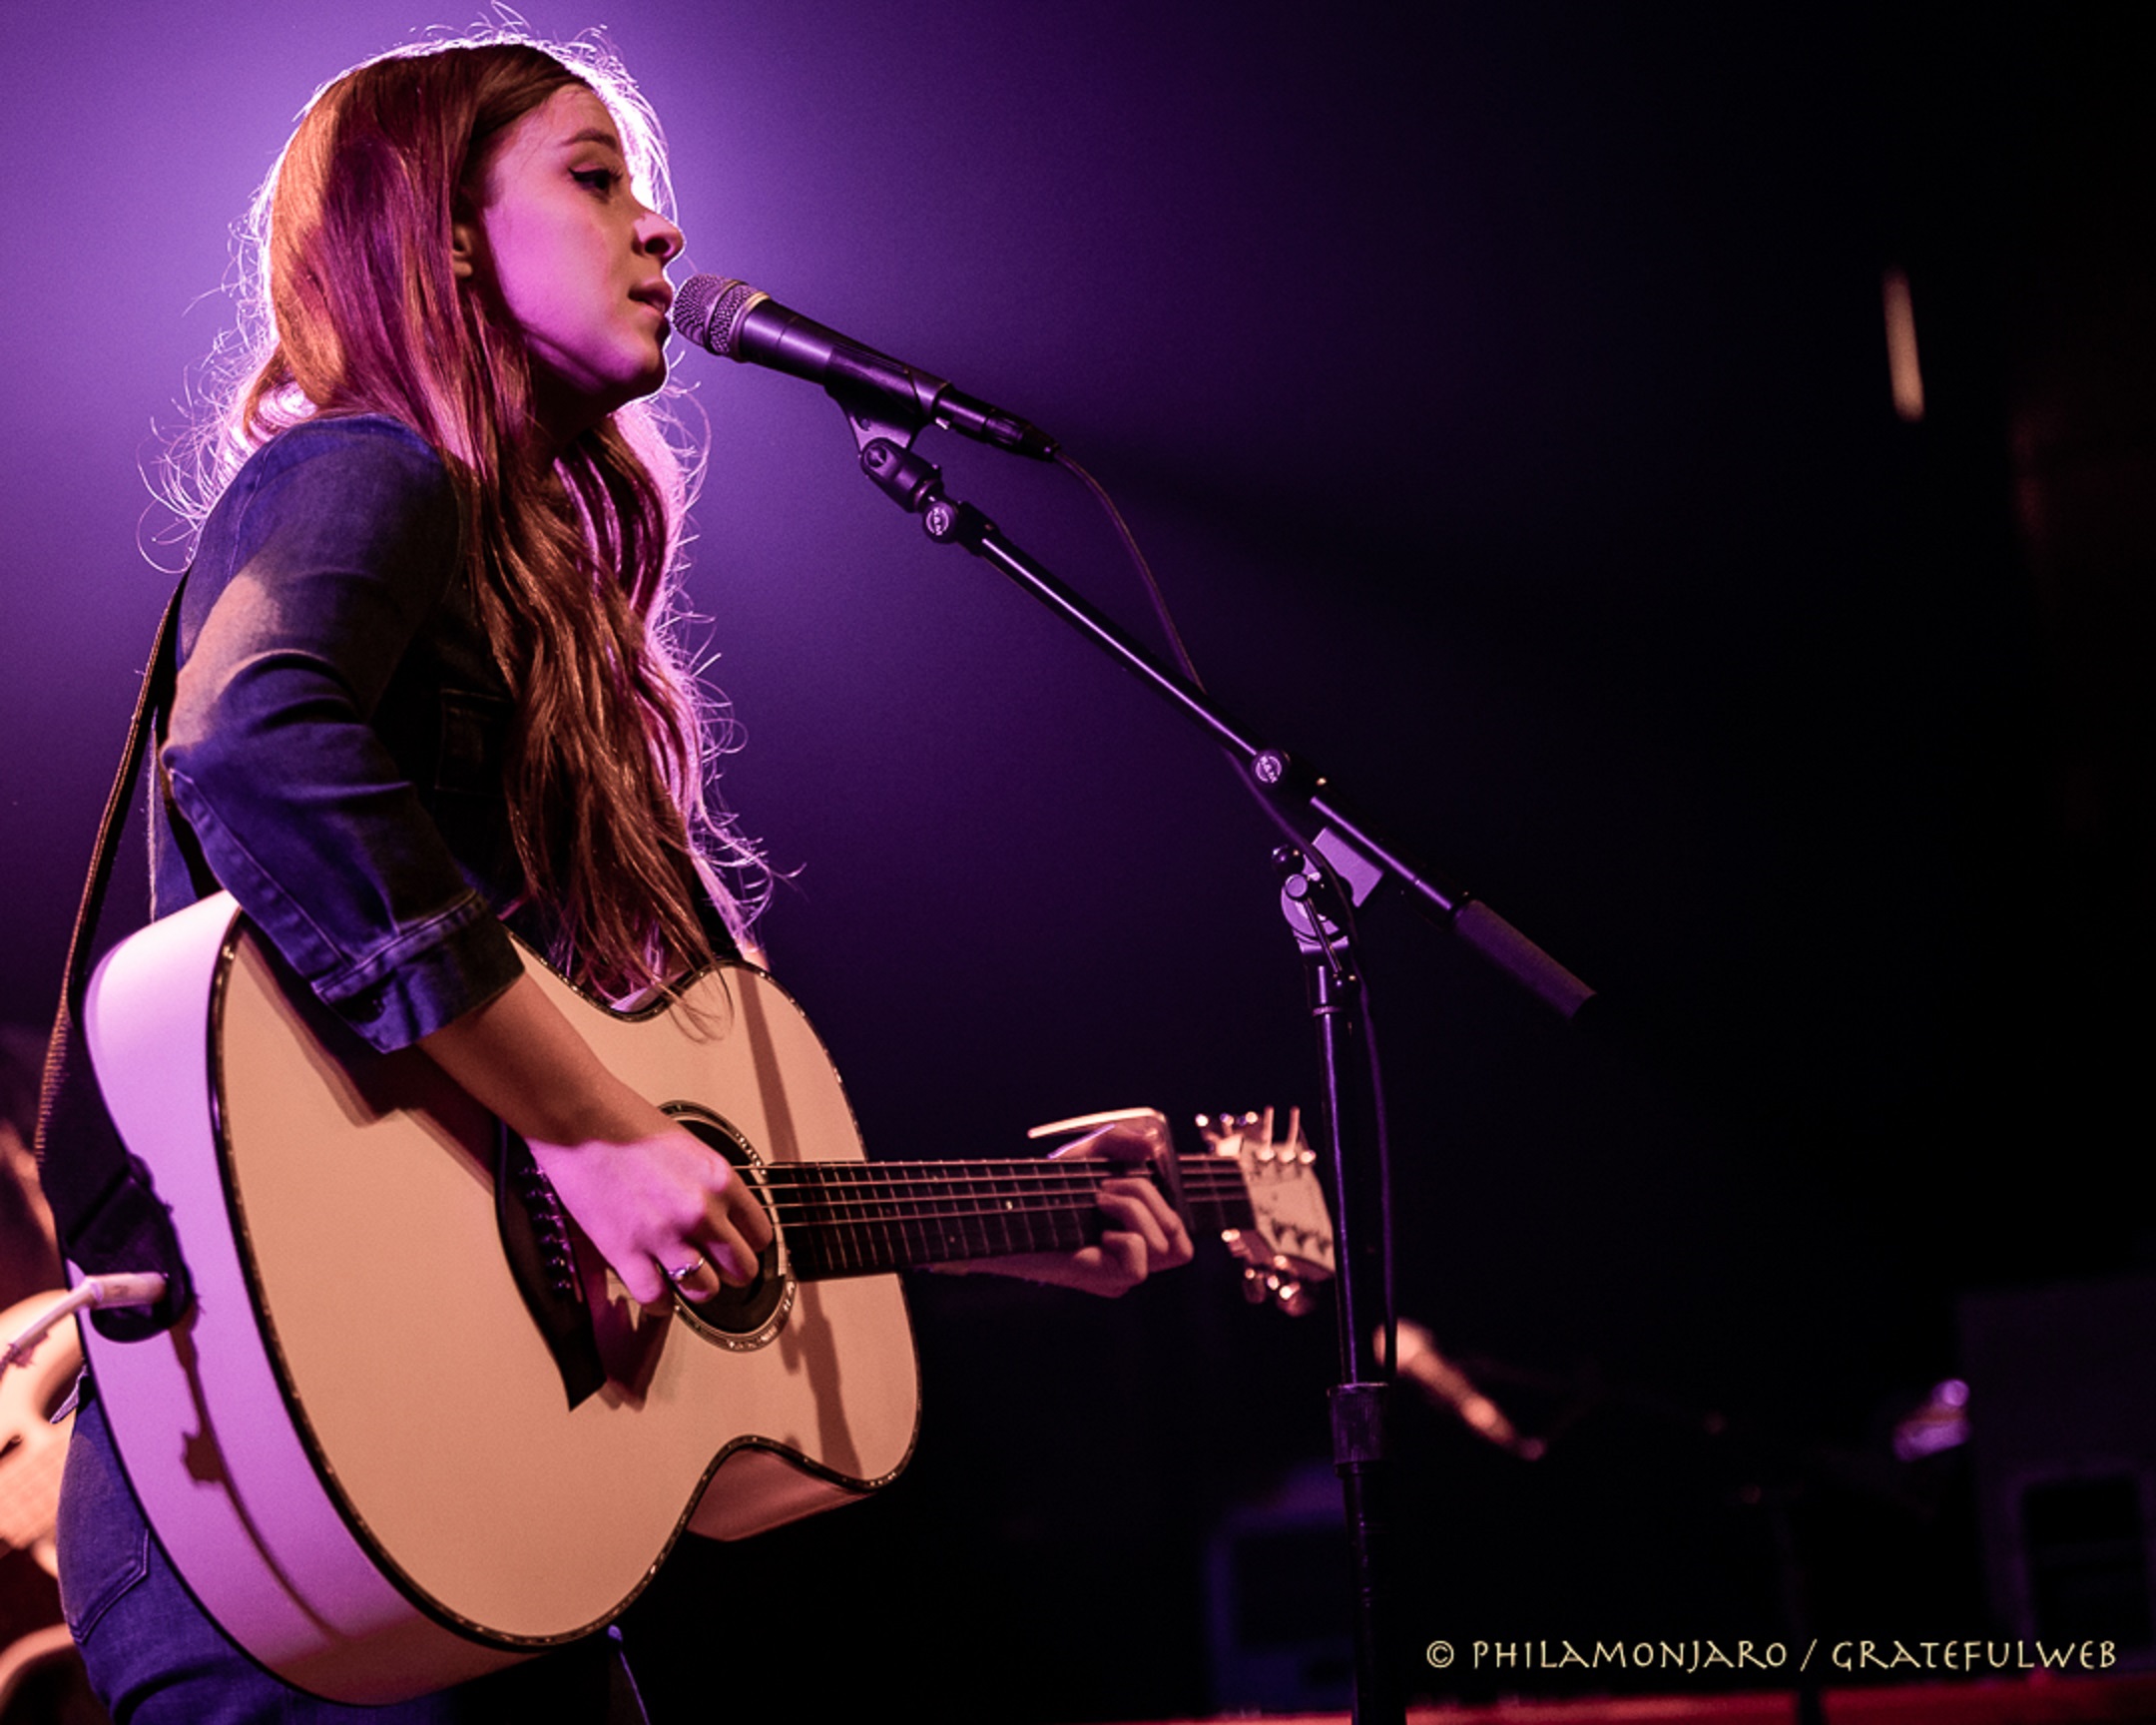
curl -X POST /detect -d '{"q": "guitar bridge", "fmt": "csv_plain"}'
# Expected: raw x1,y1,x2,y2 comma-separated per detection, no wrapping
494,1129,607,1408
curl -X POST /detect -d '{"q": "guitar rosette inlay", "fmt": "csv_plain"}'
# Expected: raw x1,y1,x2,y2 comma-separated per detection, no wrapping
663,1104,793,1351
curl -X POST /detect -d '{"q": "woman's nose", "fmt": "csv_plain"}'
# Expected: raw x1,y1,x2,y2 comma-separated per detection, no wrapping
639,209,683,264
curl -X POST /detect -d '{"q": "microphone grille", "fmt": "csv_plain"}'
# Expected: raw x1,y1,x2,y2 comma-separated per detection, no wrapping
672,275,769,358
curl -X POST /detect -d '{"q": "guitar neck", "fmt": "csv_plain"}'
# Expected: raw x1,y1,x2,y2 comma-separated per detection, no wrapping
761,1156,1257,1280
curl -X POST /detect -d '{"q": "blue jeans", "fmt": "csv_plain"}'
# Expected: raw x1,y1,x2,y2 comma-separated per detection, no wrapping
59,1393,636,1722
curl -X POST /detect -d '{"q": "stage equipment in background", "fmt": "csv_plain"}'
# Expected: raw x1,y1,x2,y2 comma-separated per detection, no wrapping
1961,1275,2156,1663
0,1293,93,1722
1206,1459,1354,1713
0,1026,111,1724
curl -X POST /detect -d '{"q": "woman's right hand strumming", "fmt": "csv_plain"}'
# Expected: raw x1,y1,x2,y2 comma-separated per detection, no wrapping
419,971,774,1306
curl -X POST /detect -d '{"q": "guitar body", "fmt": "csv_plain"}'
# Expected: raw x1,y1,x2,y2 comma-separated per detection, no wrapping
79,892,918,1703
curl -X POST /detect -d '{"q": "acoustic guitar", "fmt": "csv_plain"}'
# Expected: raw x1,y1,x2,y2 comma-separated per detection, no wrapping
76,891,1333,1703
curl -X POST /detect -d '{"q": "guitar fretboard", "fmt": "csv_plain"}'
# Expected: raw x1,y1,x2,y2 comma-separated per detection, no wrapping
758,1156,1259,1280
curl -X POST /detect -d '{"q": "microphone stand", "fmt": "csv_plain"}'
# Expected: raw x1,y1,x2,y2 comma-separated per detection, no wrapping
829,391,1594,1725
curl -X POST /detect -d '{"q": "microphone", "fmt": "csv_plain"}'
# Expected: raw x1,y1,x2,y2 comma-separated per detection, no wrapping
1381,1319,1544,1460
672,275,1057,460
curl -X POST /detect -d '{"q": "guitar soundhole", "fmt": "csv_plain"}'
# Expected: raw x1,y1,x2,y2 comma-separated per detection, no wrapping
667,1107,793,1351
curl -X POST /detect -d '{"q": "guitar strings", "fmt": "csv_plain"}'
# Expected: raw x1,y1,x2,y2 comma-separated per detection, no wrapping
752,1159,1264,1189
750,1168,1261,1210
753,1168,1258,1214
752,1175,1255,1200
752,1180,1255,1220
729,1157,1300,1266
755,1192,1251,1221
749,1164,1273,1268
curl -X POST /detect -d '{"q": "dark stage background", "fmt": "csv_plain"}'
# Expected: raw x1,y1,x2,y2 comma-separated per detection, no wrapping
5,4,2151,1719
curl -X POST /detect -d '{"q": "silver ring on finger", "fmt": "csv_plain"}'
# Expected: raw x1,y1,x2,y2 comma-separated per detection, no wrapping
666,1255,705,1284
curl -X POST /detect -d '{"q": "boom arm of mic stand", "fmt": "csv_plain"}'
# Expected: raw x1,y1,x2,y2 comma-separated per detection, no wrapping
851,429,1596,1020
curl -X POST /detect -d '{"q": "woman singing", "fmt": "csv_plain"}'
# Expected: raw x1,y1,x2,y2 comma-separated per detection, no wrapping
55,31,1189,1721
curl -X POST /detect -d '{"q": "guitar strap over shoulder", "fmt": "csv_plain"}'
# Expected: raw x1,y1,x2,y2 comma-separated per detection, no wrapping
33,578,195,1342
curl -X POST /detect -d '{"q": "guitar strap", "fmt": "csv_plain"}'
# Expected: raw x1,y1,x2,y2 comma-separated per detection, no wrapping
32,579,195,1343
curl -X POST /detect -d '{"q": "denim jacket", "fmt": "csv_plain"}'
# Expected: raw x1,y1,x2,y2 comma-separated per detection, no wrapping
155,415,526,1052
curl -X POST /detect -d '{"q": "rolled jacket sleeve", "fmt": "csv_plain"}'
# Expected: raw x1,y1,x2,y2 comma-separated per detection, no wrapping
162,417,525,1051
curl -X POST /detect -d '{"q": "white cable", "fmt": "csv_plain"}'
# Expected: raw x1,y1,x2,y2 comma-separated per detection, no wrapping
0,1274,169,1374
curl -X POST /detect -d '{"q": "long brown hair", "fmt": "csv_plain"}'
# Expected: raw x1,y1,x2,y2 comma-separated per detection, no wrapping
170,32,763,997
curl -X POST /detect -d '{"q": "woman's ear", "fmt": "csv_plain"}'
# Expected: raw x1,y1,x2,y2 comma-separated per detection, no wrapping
450,218,479,282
